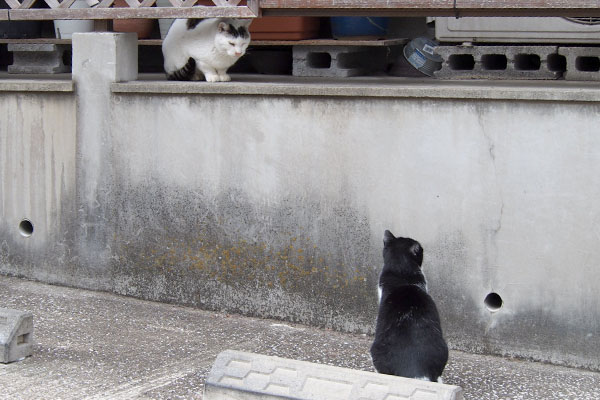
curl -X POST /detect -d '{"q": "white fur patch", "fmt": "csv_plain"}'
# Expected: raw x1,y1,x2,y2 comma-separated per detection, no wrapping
377,285,382,304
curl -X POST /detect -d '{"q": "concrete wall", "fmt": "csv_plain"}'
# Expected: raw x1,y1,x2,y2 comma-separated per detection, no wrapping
1,33,599,371
0,88,77,284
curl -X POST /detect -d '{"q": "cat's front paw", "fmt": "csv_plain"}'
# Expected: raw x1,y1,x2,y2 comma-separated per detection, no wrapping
204,73,220,82
218,73,231,82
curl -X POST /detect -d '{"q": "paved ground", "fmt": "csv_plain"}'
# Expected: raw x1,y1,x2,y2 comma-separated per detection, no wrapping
0,276,598,399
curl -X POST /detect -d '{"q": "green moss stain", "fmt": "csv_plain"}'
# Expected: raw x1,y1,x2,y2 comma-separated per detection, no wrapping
121,232,371,304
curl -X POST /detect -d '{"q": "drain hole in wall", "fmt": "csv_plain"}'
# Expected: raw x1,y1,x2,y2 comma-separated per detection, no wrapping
19,219,34,238
484,292,503,312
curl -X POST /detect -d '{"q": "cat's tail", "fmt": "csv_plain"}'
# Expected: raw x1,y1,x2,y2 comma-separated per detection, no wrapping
166,57,196,81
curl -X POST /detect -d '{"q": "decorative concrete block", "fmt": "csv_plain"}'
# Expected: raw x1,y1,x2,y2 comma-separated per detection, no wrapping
293,45,388,77
559,47,600,81
7,43,69,74
204,350,464,400
0,308,34,363
434,45,562,80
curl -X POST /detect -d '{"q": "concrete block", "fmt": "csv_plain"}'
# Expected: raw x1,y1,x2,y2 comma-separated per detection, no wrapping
203,350,464,400
434,45,562,80
0,308,34,363
559,47,600,81
293,46,388,77
7,43,69,74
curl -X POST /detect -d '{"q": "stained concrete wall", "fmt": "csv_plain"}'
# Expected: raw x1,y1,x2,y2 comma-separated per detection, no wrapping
1,33,599,371
0,87,77,284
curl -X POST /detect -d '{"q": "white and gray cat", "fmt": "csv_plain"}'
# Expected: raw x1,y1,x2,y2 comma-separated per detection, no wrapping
162,18,251,82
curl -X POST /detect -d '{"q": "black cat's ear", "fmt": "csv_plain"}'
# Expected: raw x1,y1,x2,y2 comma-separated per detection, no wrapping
383,230,395,246
410,242,424,265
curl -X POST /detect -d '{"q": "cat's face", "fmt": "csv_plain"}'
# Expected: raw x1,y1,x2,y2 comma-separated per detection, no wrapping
216,21,251,58
383,230,424,267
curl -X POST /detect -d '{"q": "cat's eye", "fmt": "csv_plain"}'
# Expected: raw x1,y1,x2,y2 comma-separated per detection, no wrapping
229,42,235,46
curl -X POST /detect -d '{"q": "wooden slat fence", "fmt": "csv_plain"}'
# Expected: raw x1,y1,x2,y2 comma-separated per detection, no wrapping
1,0,599,20
2,0,259,20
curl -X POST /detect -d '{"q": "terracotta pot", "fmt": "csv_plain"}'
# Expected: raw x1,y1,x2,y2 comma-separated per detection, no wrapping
250,17,320,40
113,0,156,39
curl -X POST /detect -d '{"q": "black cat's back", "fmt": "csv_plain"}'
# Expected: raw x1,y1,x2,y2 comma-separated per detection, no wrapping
371,284,447,380
370,230,448,382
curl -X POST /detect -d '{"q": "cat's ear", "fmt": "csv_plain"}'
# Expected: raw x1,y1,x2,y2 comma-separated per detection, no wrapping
217,22,229,33
410,242,424,266
383,230,395,246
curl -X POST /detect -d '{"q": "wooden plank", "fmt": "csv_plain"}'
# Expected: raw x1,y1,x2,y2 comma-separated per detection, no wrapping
251,38,408,46
247,0,260,16
0,38,407,47
258,0,600,17
8,6,258,20
0,39,72,44
94,19,114,31
0,10,8,21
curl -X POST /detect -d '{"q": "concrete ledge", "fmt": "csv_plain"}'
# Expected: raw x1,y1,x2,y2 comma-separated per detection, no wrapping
203,350,464,400
0,79,74,92
111,75,600,103
0,308,34,364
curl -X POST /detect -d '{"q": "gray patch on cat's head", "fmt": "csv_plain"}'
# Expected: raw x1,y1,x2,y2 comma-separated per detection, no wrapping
218,22,250,39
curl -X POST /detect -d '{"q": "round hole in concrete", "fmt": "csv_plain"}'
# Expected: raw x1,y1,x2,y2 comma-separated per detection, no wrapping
19,219,34,238
484,292,503,312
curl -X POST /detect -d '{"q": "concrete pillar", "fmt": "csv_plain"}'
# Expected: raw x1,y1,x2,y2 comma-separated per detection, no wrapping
71,33,137,270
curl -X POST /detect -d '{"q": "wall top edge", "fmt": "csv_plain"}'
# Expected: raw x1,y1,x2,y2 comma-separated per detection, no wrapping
111,76,600,103
0,79,74,93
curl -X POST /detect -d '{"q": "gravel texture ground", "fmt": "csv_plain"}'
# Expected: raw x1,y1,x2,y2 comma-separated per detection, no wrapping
1,276,598,399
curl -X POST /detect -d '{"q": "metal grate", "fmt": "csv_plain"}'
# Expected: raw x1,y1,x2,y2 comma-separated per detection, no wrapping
563,17,600,25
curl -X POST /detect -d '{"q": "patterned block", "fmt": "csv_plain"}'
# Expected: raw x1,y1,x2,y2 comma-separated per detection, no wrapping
559,47,600,81
7,43,70,74
434,45,562,80
293,45,389,78
0,308,34,363
203,350,463,400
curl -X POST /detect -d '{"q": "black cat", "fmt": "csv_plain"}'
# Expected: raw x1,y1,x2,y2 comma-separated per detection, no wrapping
370,230,448,382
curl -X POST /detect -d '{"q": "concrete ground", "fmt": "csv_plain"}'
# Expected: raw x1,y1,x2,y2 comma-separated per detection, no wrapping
0,276,598,400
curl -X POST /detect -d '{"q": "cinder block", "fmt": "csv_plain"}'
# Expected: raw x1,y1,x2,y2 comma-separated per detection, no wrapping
0,308,34,363
8,43,70,74
434,45,562,80
203,350,464,400
559,47,600,81
293,45,388,77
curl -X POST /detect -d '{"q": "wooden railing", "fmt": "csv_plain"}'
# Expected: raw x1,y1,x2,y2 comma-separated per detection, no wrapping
1,0,259,20
259,1,600,18
1,0,599,21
